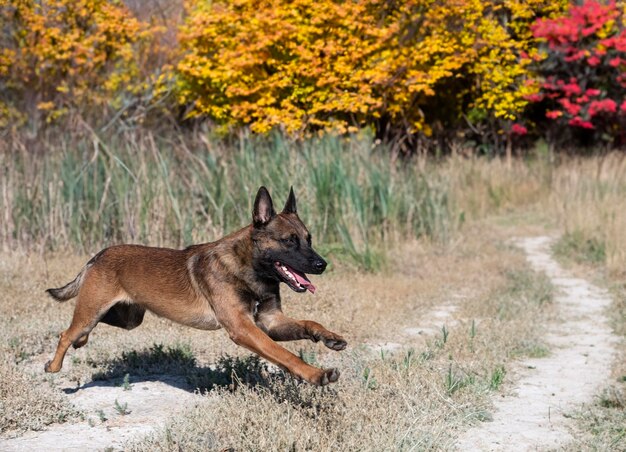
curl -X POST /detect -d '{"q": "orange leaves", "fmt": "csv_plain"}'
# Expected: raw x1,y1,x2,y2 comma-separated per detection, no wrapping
177,0,385,134
176,0,568,135
0,0,574,137
0,0,148,124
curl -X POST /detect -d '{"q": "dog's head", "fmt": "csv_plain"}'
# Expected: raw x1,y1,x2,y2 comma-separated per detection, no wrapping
251,186,327,294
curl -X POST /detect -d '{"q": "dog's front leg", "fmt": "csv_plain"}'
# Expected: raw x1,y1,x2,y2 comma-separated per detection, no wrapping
217,305,340,386
258,311,347,351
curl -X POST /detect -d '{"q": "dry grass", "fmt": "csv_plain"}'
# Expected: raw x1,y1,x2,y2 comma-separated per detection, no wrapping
1,148,625,448
0,223,556,447
549,153,626,277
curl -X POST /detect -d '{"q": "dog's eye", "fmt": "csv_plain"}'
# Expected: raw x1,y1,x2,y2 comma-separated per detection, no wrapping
306,234,312,246
281,235,298,245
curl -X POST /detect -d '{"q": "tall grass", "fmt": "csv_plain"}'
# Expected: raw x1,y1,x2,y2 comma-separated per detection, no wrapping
0,130,457,270
549,153,626,276
3,129,625,273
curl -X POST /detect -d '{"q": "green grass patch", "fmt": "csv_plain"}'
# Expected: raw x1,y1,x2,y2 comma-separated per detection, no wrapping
553,230,606,266
2,131,459,271
92,343,196,380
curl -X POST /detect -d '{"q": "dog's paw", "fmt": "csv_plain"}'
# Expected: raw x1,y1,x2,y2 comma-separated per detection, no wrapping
319,368,340,386
323,334,347,351
44,360,56,373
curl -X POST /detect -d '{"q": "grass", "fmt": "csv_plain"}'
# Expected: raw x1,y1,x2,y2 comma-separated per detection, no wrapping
3,129,626,274
0,130,458,271
553,230,606,266
114,399,131,416
0,223,558,447
1,130,625,448
561,278,626,451
0,361,77,435
123,244,555,450
547,153,626,277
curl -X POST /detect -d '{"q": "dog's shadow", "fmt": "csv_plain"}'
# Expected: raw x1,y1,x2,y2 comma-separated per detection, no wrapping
63,345,337,412
65,344,282,394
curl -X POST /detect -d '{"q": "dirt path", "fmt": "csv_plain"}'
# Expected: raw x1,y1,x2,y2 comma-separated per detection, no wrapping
0,376,198,451
456,236,618,450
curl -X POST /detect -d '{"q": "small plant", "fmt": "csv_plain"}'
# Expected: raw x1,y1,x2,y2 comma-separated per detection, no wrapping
436,325,450,348
361,367,378,390
419,349,435,363
445,365,458,394
114,399,131,416
97,409,107,422
298,349,318,366
598,386,624,409
441,325,449,344
94,342,197,380
122,373,132,391
469,319,477,353
402,349,416,370
187,355,271,392
553,230,606,266
490,365,506,390
517,342,550,359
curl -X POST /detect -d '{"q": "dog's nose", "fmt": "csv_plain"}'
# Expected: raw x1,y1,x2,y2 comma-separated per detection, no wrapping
314,259,327,272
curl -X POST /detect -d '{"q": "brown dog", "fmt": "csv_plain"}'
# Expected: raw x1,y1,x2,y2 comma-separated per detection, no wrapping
45,187,346,385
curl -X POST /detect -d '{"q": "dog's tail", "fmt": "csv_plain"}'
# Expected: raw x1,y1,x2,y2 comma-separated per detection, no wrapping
46,266,88,302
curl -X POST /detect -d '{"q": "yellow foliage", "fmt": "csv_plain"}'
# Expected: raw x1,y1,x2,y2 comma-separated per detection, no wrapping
177,0,568,135
0,0,150,124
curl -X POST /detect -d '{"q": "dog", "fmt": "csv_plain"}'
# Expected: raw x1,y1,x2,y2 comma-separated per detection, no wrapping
45,187,346,386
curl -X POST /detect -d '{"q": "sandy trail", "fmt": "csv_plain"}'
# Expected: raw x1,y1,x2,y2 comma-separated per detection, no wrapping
0,376,198,451
457,236,618,450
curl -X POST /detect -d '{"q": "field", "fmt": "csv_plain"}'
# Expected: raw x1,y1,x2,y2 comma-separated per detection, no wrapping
1,134,625,450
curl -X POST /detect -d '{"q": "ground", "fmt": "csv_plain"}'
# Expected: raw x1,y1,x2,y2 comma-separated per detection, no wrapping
0,221,624,450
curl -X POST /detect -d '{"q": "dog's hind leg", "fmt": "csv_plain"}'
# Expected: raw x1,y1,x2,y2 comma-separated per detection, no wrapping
45,292,114,373
73,334,89,349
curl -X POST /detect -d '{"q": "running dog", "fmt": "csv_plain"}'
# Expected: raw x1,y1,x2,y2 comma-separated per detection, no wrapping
45,187,346,386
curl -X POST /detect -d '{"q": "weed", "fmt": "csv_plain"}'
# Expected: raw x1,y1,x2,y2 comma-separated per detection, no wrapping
1,131,457,270
298,348,318,366
114,399,131,416
94,343,196,379
513,341,550,359
489,365,506,390
494,269,554,321
419,349,434,363
445,364,473,395
598,387,624,409
554,230,606,266
187,355,272,392
361,367,378,390
402,348,416,370
97,409,107,422
469,319,476,340
435,325,449,348
122,373,132,391
474,410,494,422
469,319,477,353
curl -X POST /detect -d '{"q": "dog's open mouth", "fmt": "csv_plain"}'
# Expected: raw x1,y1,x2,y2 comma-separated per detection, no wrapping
275,262,316,294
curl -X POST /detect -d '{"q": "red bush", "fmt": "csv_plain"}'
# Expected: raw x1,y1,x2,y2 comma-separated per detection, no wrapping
528,0,626,140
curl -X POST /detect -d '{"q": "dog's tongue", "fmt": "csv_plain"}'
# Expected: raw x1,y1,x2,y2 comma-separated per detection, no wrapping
292,269,316,294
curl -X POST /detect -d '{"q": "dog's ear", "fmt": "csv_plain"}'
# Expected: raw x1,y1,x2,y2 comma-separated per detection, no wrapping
282,186,297,214
253,186,276,227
